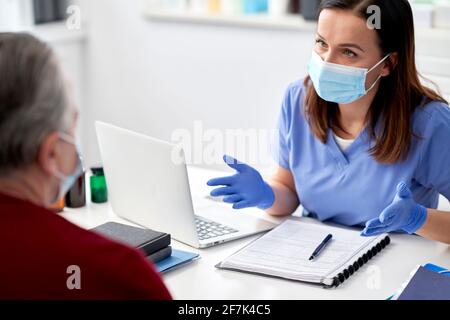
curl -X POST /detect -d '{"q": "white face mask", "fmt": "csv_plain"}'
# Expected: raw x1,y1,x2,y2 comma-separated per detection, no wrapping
51,132,83,203
308,51,391,104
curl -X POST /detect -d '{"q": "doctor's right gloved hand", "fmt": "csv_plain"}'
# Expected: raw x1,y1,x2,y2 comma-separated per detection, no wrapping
206,155,275,210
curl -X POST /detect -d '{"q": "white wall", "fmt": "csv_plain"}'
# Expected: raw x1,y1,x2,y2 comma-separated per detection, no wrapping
74,0,312,171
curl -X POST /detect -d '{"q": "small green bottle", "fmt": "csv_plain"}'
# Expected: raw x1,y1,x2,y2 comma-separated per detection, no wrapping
90,166,108,203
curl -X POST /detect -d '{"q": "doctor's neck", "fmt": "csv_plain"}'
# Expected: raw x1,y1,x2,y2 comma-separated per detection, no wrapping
335,82,379,139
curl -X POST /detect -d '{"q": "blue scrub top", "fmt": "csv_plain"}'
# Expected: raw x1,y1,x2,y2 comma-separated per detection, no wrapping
274,80,450,227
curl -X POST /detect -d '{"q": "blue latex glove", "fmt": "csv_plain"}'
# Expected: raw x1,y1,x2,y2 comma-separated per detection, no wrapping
206,155,275,210
361,182,428,236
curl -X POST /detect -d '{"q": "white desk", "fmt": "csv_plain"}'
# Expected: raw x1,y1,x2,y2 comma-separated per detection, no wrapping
60,166,450,300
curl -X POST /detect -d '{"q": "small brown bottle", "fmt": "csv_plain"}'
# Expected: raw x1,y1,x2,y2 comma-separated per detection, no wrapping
65,171,86,208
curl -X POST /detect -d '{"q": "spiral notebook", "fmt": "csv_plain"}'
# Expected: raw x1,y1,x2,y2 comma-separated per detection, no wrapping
216,219,390,288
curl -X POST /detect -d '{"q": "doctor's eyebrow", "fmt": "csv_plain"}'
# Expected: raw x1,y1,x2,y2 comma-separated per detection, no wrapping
316,33,365,53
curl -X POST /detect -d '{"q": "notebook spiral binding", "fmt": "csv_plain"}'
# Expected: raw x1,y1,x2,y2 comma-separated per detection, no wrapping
330,236,391,288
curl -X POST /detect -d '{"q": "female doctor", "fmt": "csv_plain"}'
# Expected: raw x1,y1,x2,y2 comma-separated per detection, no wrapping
207,0,450,244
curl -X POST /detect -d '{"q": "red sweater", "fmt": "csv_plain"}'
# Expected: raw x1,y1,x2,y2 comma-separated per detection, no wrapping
0,193,172,300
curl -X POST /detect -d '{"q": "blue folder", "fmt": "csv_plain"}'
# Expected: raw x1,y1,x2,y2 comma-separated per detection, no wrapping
423,263,450,276
155,249,199,273
397,264,450,300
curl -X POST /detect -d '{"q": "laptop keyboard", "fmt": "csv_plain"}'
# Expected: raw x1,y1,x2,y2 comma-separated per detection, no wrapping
195,216,239,240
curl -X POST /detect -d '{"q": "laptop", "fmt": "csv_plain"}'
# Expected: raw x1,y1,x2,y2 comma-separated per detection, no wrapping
95,121,276,248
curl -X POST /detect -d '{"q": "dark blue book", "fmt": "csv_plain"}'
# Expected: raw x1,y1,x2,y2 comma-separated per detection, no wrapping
398,266,450,300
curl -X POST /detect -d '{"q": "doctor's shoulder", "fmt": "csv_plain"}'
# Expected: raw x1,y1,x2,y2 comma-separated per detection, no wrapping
413,99,450,131
282,79,310,113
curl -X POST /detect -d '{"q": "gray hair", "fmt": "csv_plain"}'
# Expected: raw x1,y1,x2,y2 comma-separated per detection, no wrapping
0,33,71,176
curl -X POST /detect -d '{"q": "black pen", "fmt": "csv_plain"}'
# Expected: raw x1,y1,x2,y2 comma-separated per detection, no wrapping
309,233,333,261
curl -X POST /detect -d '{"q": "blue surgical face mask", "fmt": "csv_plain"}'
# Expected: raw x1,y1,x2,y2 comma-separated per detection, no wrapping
52,132,83,202
308,51,391,104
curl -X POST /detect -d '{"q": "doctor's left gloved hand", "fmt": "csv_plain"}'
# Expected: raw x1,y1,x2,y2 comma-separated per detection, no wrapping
207,155,275,210
361,182,428,237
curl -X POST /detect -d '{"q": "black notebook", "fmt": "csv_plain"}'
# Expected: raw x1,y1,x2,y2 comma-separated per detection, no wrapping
91,222,171,256
216,220,390,288
148,246,172,263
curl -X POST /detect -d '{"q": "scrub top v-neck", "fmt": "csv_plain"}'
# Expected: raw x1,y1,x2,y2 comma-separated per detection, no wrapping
273,80,450,227
333,134,355,152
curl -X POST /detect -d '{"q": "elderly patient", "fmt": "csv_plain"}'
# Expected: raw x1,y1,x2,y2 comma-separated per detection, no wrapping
0,33,171,299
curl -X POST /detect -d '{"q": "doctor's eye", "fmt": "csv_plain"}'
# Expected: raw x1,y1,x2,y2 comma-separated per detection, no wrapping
315,39,327,49
343,49,357,58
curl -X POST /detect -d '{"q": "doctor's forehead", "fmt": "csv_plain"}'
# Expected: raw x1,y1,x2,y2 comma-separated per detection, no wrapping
317,9,380,50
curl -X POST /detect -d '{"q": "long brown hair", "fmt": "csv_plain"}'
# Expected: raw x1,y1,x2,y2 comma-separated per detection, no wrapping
304,0,447,164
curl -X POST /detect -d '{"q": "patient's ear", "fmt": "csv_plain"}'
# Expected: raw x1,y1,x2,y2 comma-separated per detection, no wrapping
37,132,61,176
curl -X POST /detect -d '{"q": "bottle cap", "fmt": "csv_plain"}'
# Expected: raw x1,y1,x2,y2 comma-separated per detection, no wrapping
91,165,104,176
